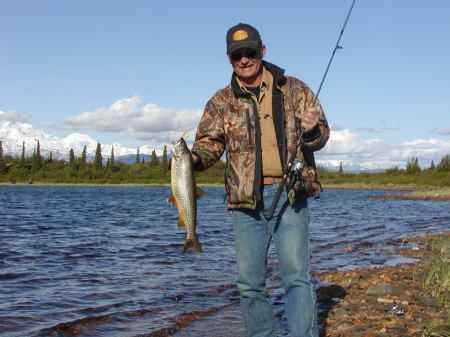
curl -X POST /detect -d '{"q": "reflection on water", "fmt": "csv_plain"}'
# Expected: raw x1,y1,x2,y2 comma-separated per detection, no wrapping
0,186,448,336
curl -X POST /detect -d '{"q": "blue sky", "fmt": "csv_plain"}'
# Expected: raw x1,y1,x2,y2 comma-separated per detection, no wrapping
1,0,449,169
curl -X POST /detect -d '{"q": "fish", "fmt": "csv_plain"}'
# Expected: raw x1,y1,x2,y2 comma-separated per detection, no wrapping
167,137,206,253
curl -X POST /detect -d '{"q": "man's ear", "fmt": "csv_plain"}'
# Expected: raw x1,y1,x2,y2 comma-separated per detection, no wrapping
261,44,266,58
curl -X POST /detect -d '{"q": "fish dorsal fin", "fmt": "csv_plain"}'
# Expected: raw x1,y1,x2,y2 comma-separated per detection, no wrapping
196,186,207,200
167,196,177,205
177,218,186,228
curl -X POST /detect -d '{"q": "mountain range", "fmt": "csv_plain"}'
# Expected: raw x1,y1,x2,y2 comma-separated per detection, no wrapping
1,120,383,171
0,121,159,163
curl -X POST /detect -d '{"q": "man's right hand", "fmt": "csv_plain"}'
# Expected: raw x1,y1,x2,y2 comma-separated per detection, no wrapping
191,153,201,167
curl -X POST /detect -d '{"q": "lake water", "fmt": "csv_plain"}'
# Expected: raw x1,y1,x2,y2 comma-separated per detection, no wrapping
0,186,448,337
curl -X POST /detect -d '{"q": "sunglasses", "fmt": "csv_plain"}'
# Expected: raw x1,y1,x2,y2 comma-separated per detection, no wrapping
230,49,257,62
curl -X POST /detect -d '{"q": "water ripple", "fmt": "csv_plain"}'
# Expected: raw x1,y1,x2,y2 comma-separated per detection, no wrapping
0,186,448,336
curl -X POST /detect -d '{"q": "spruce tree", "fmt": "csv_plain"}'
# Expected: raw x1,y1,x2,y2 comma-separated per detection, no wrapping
35,141,43,170
406,157,420,175
110,146,115,166
94,142,103,168
437,153,450,172
430,160,435,170
69,148,76,166
150,150,158,166
20,141,25,167
0,141,5,174
162,145,168,170
80,145,87,166
135,147,141,164
338,161,344,174
32,141,43,171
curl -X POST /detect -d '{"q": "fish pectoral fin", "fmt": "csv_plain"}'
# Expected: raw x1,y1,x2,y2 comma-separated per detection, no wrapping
167,196,177,205
177,218,186,228
195,186,207,200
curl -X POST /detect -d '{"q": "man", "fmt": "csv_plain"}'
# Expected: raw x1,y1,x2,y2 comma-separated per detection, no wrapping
191,23,329,337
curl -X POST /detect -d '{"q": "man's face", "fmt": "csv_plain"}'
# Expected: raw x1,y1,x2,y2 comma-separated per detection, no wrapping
228,45,266,85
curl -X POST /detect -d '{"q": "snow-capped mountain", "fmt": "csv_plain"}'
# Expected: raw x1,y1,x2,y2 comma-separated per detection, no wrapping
0,121,159,161
0,121,387,171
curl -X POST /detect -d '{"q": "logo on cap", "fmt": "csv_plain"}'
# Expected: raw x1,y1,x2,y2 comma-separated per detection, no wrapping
233,30,248,41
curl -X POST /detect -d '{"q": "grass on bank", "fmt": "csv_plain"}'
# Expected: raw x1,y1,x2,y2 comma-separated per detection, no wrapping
423,235,450,336
407,188,450,200
317,168,450,188
423,321,450,337
1,152,449,189
424,236,450,308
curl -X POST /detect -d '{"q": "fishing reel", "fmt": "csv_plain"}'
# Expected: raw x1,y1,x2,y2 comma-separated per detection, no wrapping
286,161,305,190
286,160,320,204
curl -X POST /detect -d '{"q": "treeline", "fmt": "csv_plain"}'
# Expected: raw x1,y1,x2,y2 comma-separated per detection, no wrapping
0,140,225,184
0,140,448,186
318,155,450,187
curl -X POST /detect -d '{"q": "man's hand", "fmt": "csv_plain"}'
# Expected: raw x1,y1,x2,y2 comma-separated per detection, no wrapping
301,106,320,132
191,153,201,167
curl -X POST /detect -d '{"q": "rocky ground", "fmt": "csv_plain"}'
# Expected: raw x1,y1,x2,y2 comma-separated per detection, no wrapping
315,232,449,337
171,232,449,337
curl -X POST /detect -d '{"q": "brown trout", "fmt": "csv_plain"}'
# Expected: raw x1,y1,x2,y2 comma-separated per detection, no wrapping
167,137,205,253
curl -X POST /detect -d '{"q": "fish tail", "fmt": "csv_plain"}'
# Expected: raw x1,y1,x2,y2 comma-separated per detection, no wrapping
183,237,203,253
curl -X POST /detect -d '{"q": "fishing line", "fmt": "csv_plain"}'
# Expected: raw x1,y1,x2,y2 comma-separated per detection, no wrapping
313,0,356,105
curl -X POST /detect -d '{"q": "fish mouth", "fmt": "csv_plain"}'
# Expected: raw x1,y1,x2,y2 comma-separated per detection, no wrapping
172,137,187,147
171,137,187,158
172,137,185,146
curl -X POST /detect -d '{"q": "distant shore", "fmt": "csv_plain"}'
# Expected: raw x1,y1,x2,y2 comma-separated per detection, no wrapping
1,181,449,200
324,183,450,201
0,181,222,188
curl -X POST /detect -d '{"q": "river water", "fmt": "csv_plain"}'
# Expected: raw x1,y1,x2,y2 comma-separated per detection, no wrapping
0,186,448,337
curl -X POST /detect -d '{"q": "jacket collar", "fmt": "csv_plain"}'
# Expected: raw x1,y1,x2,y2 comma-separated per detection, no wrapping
230,61,286,97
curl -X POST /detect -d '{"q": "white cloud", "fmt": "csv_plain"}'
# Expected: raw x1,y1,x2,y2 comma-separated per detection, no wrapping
60,96,450,170
64,95,203,143
329,123,343,131
356,127,383,134
429,127,450,136
316,129,450,169
0,110,31,123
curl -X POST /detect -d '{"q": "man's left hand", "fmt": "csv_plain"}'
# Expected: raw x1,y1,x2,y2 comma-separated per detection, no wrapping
301,107,320,132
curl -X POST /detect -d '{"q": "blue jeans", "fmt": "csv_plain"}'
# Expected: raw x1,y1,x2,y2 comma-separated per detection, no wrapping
232,183,318,337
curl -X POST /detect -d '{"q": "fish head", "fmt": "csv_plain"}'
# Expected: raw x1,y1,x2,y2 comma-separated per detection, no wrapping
171,137,190,160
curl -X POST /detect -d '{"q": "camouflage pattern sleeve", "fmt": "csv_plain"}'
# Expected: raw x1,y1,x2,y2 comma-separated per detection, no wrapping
191,92,226,171
294,79,330,152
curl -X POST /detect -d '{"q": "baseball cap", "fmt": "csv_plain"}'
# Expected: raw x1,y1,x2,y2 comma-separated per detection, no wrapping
226,23,261,55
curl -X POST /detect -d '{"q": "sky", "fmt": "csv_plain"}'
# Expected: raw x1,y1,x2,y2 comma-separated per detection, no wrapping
1,0,449,169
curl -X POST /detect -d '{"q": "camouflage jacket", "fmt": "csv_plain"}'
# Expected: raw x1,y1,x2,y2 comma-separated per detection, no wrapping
192,61,330,209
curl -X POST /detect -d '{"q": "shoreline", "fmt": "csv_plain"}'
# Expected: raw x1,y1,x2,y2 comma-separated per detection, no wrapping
170,231,450,336
2,182,448,200
324,183,450,201
0,182,223,188
315,231,449,336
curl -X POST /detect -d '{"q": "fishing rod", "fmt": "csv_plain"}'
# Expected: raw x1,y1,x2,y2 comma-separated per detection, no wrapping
264,0,356,219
